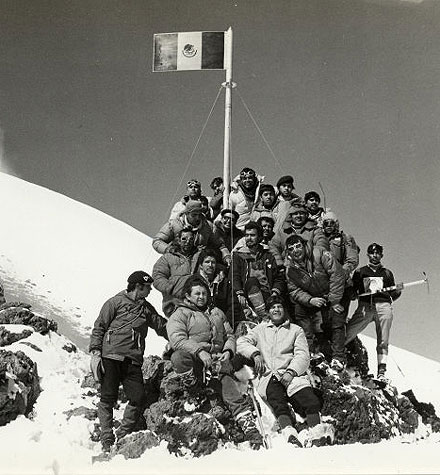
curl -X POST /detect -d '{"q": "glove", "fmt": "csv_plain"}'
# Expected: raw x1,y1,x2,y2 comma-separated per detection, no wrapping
90,352,104,383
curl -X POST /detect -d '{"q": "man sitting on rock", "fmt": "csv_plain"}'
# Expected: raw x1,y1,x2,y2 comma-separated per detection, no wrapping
89,271,168,453
166,276,264,449
152,228,201,317
237,296,334,447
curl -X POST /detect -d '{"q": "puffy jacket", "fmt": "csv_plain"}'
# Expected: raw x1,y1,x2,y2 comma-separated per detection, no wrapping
237,320,311,398
152,215,230,263
167,302,235,356
286,245,345,306
228,175,264,230
152,247,201,316
231,244,285,296
327,231,359,284
89,291,168,365
269,219,329,267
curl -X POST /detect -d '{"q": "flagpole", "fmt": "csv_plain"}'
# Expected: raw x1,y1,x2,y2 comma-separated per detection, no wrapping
222,27,233,209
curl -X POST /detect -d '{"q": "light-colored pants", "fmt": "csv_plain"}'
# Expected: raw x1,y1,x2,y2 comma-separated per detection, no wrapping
345,301,393,366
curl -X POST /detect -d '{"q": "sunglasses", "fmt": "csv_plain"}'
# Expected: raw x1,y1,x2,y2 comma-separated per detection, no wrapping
322,220,336,226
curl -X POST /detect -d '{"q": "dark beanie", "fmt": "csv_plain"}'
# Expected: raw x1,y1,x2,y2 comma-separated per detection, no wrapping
367,243,383,254
276,175,294,188
259,184,275,195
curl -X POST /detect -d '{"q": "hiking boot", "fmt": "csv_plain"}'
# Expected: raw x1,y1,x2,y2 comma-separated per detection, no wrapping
330,358,345,372
237,410,264,449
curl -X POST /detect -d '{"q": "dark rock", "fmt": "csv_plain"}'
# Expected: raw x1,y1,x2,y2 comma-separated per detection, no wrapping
62,343,77,353
0,304,57,334
0,326,33,347
114,430,160,459
0,350,40,426
19,342,42,352
81,374,100,391
402,389,440,432
64,406,97,421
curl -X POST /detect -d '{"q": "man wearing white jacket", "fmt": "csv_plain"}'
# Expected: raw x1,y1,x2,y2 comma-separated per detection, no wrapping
237,296,334,447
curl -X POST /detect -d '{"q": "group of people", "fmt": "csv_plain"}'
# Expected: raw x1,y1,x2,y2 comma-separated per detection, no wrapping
89,167,403,452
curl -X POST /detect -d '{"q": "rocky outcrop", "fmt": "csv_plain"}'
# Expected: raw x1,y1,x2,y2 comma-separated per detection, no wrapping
0,303,58,334
0,350,40,426
0,326,33,347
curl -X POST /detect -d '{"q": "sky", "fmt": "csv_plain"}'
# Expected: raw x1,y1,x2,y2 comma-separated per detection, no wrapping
0,0,439,360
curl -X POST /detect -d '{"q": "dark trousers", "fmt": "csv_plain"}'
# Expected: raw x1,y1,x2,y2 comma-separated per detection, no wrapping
295,302,346,361
266,376,321,427
98,357,146,443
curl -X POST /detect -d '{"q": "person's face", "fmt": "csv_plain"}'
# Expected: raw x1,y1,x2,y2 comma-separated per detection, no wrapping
179,231,196,253
287,241,306,262
241,173,255,189
323,219,337,237
290,210,308,227
200,256,217,277
268,303,286,325
261,190,275,207
368,250,383,266
278,183,293,198
137,282,152,299
212,182,224,194
187,210,203,226
187,183,201,198
221,213,236,230
260,220,274,238
186,284,208,309
245,228,260,248
306,197,320,213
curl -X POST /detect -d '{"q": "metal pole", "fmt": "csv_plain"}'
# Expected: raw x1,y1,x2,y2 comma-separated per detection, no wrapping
222,27,233,209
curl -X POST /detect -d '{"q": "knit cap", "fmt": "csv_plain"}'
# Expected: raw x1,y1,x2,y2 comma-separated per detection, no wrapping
276,175,295,188
185,200,203,213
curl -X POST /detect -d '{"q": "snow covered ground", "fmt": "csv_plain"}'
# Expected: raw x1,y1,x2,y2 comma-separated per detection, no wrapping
0,172,439,475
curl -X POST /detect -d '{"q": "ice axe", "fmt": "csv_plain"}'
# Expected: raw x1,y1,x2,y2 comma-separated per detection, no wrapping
357,272,429,297
247,379,271,449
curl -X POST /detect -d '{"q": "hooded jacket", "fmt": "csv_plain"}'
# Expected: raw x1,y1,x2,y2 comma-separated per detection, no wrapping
228,174,264,230
167,302,235,357
89,291,167,365
152,215,230,263
237,319,311,398
269,219,329,267
286,245,345,307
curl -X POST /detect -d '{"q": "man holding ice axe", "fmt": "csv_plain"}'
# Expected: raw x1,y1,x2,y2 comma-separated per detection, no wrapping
346,243,404,383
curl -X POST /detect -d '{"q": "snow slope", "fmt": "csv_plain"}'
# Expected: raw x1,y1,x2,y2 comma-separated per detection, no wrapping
0,172,439,475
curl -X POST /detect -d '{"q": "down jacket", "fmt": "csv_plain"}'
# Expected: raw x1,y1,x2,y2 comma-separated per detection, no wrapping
167,302,235,357
237,320,311,398
89,291,168,365
286,245,345,306
152,247,201,316
327,231,359,284
269,219,329,267
152,215,230,263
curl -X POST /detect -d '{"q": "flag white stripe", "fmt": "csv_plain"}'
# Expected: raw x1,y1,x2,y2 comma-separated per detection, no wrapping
177,32,202,71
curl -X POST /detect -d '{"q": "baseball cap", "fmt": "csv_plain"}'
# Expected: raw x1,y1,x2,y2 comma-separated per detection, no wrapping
127,271,153,285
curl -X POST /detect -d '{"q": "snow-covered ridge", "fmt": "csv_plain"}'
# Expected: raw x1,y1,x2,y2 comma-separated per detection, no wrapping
0,172,163,344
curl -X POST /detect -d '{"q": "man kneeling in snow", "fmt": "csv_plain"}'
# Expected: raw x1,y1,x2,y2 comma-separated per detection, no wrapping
237,296,334,447
89,271,168,453
166,275,264,449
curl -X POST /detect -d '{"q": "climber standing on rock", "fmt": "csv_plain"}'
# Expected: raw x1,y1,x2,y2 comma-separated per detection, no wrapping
89,271,168,453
